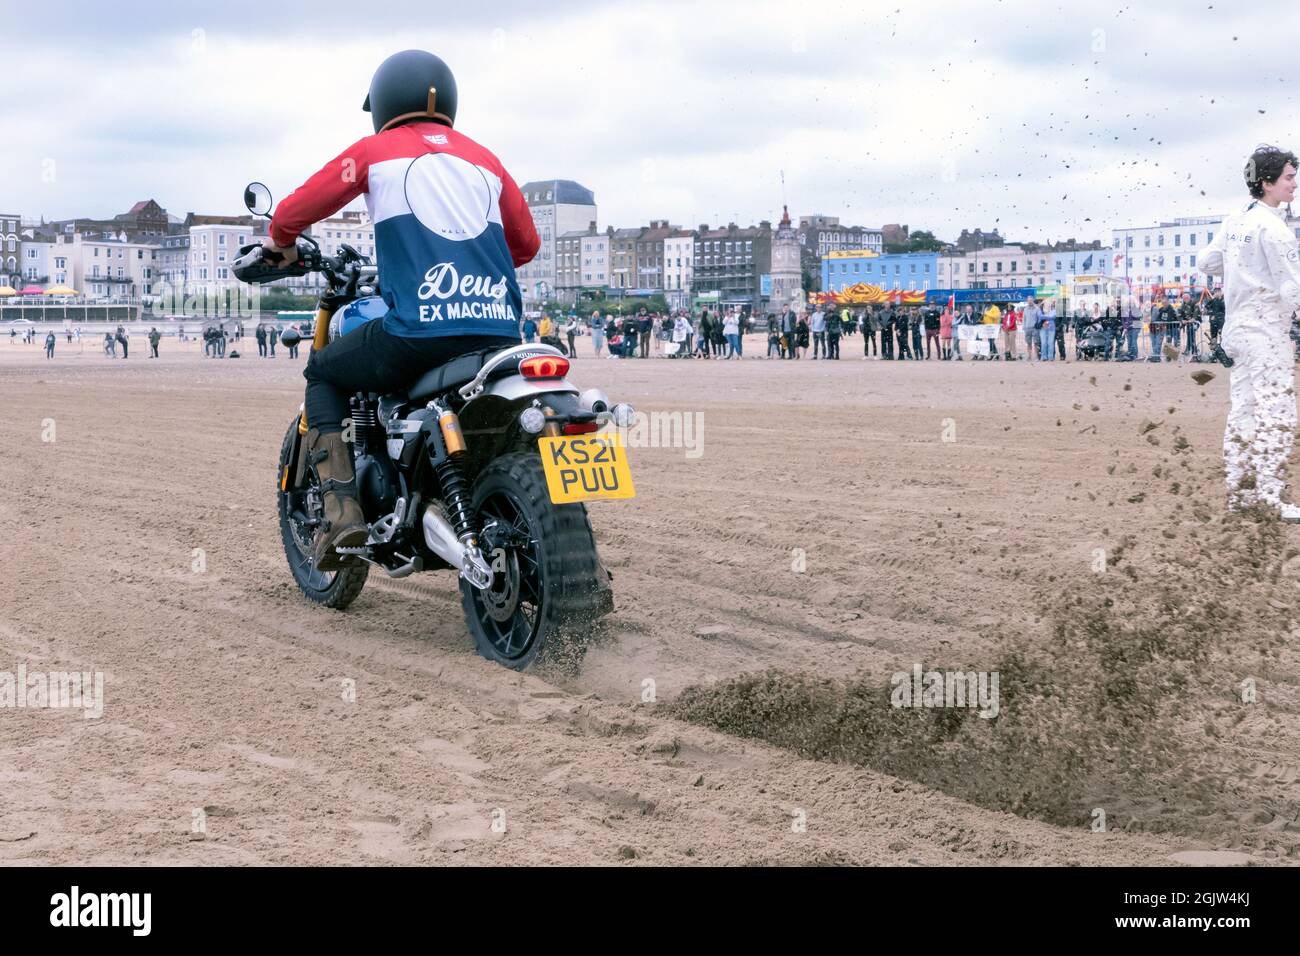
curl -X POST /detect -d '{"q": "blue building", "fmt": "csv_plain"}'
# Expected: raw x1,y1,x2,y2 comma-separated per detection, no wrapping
821,251,941,294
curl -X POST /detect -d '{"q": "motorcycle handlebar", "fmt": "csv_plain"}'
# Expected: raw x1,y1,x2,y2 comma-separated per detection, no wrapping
232,239,371,287
232,241,314,283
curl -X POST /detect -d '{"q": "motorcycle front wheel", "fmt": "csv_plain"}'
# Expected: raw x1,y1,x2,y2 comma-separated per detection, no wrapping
277,417,369,609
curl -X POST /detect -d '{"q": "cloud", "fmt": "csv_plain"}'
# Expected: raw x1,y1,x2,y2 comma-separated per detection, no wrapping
3,0,1296,246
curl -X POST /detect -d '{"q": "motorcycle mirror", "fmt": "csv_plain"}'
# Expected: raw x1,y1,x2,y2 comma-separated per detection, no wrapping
243,182,274,218
280,327,302,348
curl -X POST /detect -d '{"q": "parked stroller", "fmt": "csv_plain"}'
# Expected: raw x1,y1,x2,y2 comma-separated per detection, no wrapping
1075,318,1111,361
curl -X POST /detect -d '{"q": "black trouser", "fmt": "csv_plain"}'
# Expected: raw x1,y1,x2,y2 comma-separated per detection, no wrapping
304,320,513,433
863,330,876,356
881,329,893,359
813,331,826,357
827,332,840,359
258,340,267,356
288,343,299,358
1055,325,1066,359
896,329,910,359
150,344,159,358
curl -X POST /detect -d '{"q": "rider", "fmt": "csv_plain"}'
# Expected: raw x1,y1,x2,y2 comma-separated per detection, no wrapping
261,50,540,568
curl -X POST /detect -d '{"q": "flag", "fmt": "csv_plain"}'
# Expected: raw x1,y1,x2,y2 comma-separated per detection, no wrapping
1082,254,1093,270
947,293,955,313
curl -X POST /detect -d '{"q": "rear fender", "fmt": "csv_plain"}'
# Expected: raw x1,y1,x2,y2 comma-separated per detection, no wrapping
457,384,584,474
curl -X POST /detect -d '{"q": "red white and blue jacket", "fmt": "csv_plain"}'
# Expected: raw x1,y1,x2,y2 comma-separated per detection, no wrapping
270,122,539,340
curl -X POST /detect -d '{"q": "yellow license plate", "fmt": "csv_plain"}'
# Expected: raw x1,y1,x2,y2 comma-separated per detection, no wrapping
538,433,636,504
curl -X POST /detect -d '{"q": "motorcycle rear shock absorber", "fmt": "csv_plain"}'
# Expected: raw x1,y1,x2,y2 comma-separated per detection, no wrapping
429,400,493,590
429,401,477,545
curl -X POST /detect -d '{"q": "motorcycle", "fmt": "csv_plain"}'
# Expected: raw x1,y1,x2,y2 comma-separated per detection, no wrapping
232,183,635,669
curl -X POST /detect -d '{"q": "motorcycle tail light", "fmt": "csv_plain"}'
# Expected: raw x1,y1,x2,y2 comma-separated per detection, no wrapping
519,355,570,379
562,422,599,435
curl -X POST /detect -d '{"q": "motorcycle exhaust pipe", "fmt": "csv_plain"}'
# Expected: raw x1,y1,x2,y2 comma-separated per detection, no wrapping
421,507,465,571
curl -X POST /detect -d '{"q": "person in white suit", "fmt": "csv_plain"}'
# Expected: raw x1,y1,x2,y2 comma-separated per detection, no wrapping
1201,145,1300,519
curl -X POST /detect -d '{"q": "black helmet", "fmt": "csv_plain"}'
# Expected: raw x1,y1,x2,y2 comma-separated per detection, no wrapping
362,50,458,134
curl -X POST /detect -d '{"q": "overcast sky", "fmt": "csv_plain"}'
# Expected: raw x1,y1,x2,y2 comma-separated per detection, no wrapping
5,0,1296,244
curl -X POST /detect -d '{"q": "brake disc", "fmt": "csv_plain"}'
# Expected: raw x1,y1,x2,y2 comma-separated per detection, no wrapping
481,548,521,623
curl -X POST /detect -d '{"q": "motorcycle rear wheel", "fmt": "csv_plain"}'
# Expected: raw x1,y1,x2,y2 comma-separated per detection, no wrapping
461,452,612,670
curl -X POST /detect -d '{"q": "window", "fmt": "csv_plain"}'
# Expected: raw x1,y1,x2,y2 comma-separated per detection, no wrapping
1174,234,1181,247
218,234,226,246
1157,235,1164,247
1189,233,1196,246
1190,255,1196,268
1126,236,1133,248
1207,232,1214,243
1174,256,1181,267
1144,236,1151,248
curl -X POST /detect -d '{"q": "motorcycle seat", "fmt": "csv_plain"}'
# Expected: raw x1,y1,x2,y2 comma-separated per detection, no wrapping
407,346,514,403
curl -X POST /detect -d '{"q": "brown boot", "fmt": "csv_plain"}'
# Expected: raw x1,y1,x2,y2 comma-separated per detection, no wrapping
305,428,368,570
